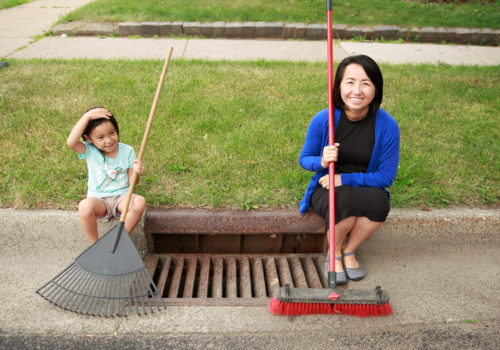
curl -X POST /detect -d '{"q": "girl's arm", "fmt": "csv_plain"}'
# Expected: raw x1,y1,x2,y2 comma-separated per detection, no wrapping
128,160,144,187
66,108,111,154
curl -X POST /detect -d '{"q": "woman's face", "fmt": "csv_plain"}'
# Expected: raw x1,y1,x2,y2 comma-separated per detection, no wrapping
340,63,376,118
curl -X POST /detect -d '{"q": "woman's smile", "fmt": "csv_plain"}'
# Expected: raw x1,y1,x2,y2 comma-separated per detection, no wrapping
340,63,376,120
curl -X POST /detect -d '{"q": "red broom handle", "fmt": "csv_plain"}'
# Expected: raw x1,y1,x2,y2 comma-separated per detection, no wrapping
327,0,336,288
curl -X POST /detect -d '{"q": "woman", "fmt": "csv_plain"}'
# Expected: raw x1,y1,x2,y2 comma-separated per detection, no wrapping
299,55,400,284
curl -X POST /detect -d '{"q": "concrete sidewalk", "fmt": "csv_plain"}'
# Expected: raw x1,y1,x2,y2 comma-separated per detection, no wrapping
1,0,500,65
0,0,95,57
6,36,500,65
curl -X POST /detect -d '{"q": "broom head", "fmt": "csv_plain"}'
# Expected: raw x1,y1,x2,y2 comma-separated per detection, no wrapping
269,284,392,317
36,222,165,317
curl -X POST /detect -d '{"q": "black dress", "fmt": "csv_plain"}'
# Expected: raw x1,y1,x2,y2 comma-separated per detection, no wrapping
311,111,390,230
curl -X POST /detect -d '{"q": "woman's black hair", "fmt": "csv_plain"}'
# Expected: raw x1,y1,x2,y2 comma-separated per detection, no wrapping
82,107,119,140
333,55,383,117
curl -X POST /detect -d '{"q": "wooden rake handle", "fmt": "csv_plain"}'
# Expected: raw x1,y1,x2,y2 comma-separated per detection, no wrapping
120,46,174,223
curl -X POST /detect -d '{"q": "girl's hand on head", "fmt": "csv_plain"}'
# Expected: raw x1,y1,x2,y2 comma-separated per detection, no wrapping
321,143,340,168
132,160,144,175
84,108,111,121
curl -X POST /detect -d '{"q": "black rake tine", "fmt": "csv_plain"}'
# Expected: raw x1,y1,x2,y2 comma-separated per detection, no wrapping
141,270,154,314
131,273,141,316
117,275,125,317
135,270,147,313
138,269,154,314
104,279,112,317
98,277,112,317
123,274,130,316
87,275,105,316
141,268,160,312
121,274,128,317
123,274,131,317
81,273,98,315
118,276,125,316
75,273,98,314
110,276,117,317
109,277,116,317
106,277,114,317
111,276,120,317
65,271,86,312
52,264,81,306
58,265,87,310
99,277,113,317
147,268,166,310
100,277,111,317
127,274,135,313
135,272,147,315
122,274,128,316
36,261,75,296
69,269,94,312
43,263,78,302
117,276,124,316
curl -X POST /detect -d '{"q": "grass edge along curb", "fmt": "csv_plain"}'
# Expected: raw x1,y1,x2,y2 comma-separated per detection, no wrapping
52,21,500,47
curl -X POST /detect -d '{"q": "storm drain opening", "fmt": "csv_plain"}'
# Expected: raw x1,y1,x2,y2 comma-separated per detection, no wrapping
144,254,329,306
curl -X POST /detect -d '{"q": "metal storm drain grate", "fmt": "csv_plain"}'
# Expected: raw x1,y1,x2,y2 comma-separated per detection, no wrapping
143,254,328,306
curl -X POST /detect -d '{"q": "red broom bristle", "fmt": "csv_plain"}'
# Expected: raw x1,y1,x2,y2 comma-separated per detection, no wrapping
269,297,392,317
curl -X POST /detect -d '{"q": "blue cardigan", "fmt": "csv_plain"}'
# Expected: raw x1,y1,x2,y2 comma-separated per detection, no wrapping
299,107,400,214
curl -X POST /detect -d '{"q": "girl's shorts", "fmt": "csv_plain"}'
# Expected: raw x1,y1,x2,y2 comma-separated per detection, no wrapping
96,195,125,222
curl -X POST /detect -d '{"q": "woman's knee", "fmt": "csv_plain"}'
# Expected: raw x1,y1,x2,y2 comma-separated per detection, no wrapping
355,216,384,231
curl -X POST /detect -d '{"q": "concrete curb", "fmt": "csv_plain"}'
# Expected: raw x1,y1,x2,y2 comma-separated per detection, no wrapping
52,21,500,46
143,207,500,237
1,208,498,256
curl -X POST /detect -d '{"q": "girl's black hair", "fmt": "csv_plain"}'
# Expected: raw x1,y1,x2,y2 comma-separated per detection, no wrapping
82,107,120,140
333,55,383,117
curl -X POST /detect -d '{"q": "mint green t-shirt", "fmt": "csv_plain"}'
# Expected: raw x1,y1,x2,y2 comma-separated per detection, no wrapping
78,141,136,198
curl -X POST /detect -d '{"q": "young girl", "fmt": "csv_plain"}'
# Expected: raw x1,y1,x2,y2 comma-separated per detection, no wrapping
67,107,146,243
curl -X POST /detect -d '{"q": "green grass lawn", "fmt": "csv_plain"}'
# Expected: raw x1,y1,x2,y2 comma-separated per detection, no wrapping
61,0,500,29
0,0,31,10
0,59,498,209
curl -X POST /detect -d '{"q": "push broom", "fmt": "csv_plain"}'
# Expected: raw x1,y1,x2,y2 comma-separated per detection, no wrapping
269,2,392,317
36,47,174,317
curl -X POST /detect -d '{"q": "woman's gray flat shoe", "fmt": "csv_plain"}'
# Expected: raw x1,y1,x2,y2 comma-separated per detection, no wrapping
324,256,347,285
343,252,366,281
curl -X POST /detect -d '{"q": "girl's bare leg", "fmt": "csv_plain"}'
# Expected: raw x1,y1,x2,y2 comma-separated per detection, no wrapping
78,198,107,243
117,194,146,234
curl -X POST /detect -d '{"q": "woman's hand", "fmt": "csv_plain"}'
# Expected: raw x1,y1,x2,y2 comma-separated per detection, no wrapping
318,174,342,189
321,143,340,168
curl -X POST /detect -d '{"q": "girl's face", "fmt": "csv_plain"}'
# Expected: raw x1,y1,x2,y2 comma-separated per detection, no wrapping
340,63,376,119
85,120,119,157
